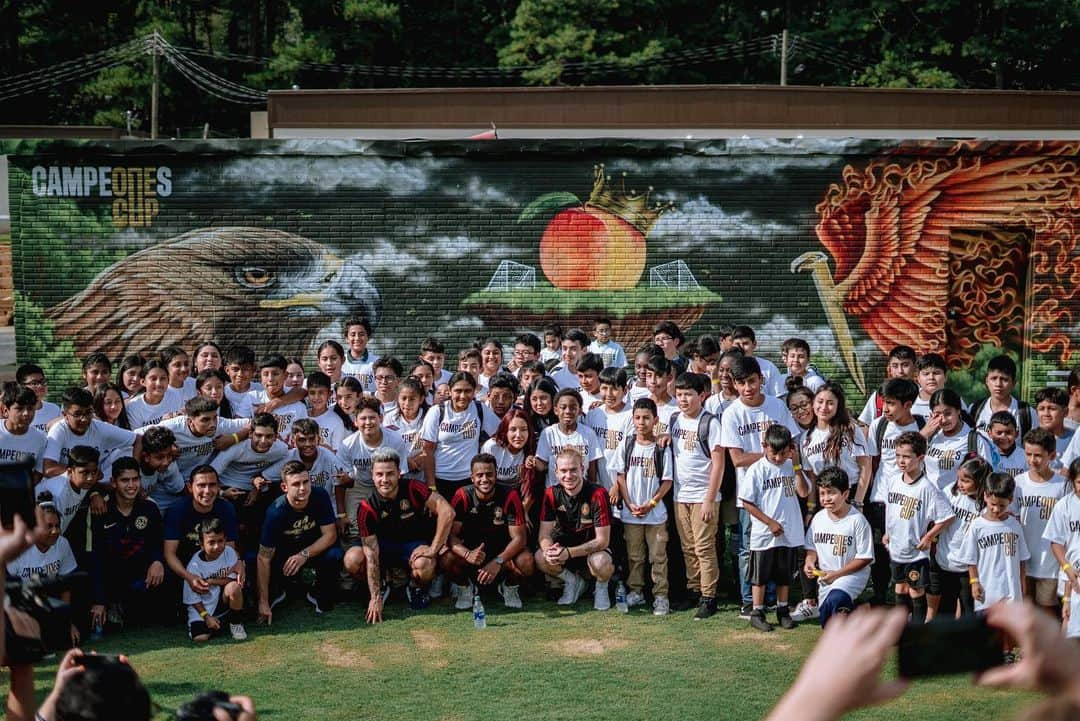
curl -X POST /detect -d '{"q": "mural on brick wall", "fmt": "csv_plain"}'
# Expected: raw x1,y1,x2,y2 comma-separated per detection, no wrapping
4,138,1078,400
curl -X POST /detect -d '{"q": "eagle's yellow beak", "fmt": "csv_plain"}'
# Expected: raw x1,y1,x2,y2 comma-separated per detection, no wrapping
259,293,327,309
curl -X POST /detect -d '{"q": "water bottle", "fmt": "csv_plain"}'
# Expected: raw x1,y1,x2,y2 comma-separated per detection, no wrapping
472,594,486,629
615,581,629,613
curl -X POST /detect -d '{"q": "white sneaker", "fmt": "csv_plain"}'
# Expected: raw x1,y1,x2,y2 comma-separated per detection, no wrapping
454,583,473,610
790,599,819,622
557,573,584,605
594,582,611,611
429,573,446,599
625,590,646,608
653,595,670,616
229,623,247,641
498,581,523,609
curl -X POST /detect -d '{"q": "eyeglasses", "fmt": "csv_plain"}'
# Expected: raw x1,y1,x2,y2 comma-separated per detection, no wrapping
654,335,674,343
374,375,398,384
65,409,94,420
24,379,47,388
789,402,812,413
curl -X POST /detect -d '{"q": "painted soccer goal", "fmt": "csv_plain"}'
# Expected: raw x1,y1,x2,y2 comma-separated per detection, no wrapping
485,260,536,291
649,260,701,290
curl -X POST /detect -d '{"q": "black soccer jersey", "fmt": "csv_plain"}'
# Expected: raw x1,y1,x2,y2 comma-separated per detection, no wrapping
451,485,524,549
357,479,433,543
539,483,611,547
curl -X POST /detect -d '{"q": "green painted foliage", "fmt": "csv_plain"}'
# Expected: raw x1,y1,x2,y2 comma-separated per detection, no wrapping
14,291,84,399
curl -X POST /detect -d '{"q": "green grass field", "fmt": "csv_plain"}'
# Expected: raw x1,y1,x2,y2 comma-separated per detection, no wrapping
0,594,1035,721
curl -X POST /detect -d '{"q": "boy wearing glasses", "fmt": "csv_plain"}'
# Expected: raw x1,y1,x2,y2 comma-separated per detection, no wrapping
43,387,141,478
15,363,61,433
372,357,403,416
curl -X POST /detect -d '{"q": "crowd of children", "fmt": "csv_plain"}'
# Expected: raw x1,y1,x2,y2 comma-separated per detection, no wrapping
4,314,1080,655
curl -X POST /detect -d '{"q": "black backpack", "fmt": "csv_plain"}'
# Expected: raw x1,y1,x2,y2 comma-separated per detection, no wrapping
619,436,673,484
668,410,717,459
969,398,1033,439
434,399,490,450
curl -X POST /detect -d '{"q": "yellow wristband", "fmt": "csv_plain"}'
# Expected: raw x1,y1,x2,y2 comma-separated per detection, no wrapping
969,578,979,585
232,433,240,444
649,499,658,508
198,609,209,618
1064,563,1073,572
792,465,802,472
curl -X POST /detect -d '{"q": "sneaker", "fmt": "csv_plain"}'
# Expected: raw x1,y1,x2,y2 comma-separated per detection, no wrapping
594,582,612,611
777,606,796,630
557,573,585,606
229,623,248,641
693,596,717,621
738,603,754,620
498,582,523,609
625,590,646,608
454,584,474,610
652,595,670,616
306,592,328,615
269,590,287,610
750,609,774,632
406,584,431,610
429,573,446,599
790,599,819,622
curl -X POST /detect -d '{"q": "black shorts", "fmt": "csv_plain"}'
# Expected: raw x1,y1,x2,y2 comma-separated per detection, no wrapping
747,546,796,586
187,600,228,639
890,558,930,590
927,554,945,595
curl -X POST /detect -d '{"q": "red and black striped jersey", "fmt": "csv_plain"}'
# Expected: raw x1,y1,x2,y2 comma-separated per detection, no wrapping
357,479,433,543
451,485,524,549
540,483,611,547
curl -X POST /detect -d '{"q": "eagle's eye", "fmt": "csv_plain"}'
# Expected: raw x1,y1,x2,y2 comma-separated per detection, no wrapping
235,266,275,289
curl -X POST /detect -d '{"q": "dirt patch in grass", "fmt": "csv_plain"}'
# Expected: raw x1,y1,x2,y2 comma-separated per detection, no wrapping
318,640,376,669
548,638,630,657
410,629,445,651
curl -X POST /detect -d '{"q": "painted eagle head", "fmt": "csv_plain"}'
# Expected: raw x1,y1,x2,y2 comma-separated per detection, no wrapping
45,226,380,361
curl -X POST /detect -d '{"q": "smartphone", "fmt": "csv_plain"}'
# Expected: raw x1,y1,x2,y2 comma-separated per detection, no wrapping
897,614,1004,678
0,461,37,530
77,654,122,669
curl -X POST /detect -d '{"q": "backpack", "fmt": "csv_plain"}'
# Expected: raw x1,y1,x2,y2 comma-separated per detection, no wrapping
619,435,673,485
435,399,490,450
874,413,928,453
668,410,717,459
969,398,1033,439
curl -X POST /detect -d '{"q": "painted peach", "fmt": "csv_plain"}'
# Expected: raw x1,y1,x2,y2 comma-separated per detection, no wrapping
539,206,646,290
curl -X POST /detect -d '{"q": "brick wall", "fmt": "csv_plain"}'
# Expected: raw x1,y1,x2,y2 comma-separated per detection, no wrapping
5,138,1079,401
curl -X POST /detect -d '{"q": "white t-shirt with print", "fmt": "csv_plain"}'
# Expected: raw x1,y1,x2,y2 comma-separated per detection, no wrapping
337,428,410,491
720,395,800,505
670,410,724,504
535,422,603,488
249,390,307,444
865,416,923,504
45,419,136,470
587,340,626,369
262,447,349,513
7,538,77,580
124,387,185,430
37,474,90,533
800,424,868,487
1012,472,1069,579
0,423,47,474
739,456,804,550
803,506,873,601
210,439,290,491
883,474,954,563
958,515,1030,611
420,402,500,482
310,409,348,452
152,415,249,481
481,438,525,491
1044,493,1080,592
183,546,239,622
935,491,982,573
925,424,993,491
610,439,671,525
31,402,61,434
584,405,633,491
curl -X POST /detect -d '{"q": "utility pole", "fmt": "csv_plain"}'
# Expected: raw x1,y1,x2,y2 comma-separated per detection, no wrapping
780,29,788,86
151,30,159,139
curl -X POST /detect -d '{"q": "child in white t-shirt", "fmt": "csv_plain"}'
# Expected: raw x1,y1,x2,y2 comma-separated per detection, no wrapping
922,389,993,491
6,503,80,647
254,355,308,444
929,457,990,620
183,517,245,642
124,360,184,429
588,318,626,369
584,367,634,494
1013,428,1069,612
802,467,873,627
857,345,916,426
882,432,955,625
1035,387,1074,472
959,472,1030,613
1047,459,1080,610
612,398,673,616
534,389,601,488
740,424,808,632
779,338,825,396
306,372,349,452
989,411,1029,478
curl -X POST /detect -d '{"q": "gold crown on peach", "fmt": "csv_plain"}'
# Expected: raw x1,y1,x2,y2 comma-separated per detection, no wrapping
586,164,675,235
